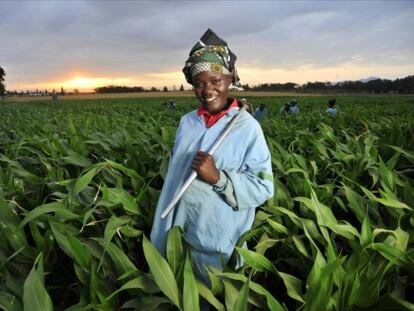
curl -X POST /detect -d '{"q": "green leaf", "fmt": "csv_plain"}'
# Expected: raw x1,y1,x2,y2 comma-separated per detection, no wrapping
375,196,411,209
23,253,53,311
292,235,310,259
278,272,304,303
101,240,138,276
360,216,372,246
62,150,92,167
214,272,284,311
266,219,289,235
343,185,367,223
183,254,199,311
0,291,22,311
196,281,225,311
50,222,91,269
236,247,278,274
121,297,172,311
107,275,159,300
0,197,28,251
255,237,281,256
233,277,250,311
387,145,414,161
142,236,181,309
378,157,395,190
101,187,140,215
105,159,145,184
367,243,414,272
98,215,131,269
73,164,102,195
237,246,304,303
102,215,130,250
20,202,79,227
223,280,239,311
166,227,185,277
369,293,414,311
360,186,411,209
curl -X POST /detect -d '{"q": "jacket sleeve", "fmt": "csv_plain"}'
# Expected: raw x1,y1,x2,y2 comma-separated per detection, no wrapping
212,170,237,208
222,123,274,211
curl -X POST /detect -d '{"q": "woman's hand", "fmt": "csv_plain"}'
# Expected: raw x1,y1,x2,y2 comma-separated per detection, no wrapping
191,151,220,184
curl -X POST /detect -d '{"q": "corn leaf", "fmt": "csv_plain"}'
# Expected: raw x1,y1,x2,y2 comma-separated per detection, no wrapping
183,253,199,311
142,236,181,309
23,253,53,311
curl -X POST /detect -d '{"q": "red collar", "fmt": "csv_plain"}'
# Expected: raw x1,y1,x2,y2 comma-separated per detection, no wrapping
197,98,239,128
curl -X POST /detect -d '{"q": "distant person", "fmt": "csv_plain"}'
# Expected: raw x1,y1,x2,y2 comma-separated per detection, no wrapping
169,99,177,109
52,90,58,101
280,100,300,115
326,99,337,115
289,99,300,114
240,98,254,115
280,102,291,115
254,104,267,122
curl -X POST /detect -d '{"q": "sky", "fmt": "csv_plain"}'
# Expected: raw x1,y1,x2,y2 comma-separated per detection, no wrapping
1,0,413,92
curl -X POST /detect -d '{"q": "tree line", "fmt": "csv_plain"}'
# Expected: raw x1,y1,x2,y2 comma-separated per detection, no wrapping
96,76,413,94
94,85,186,94
242,75,414,94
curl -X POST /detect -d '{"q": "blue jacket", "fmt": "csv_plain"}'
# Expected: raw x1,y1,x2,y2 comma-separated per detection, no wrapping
326,107,337,115
150,106,274,279
254,107,267,122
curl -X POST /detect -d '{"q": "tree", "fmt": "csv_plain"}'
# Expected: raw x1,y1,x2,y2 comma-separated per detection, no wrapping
94,85,145,94
150,87,158,92
60,86,66,95
179,84,185,91
73,88,79,94
0,66,5,99
163,86,169,92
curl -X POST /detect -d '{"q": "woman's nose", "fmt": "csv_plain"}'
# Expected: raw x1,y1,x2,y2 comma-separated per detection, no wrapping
202,82,214,96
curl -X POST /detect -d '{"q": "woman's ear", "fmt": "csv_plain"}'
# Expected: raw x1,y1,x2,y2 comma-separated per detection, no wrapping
227,75,233,85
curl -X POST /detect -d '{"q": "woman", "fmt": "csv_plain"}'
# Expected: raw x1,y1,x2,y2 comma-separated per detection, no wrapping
150,29,273,283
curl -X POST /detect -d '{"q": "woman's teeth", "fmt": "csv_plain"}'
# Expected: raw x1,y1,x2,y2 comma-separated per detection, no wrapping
206,96,218,102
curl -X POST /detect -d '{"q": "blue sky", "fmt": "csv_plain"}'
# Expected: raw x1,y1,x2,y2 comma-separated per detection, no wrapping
1,0,413,91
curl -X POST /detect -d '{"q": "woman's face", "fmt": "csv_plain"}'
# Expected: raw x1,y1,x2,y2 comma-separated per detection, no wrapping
193,71,232,114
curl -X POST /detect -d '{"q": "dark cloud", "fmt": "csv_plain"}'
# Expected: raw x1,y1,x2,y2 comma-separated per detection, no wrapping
1,0,413,88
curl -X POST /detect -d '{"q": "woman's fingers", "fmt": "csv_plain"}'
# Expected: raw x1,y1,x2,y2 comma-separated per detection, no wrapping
191,151,219,184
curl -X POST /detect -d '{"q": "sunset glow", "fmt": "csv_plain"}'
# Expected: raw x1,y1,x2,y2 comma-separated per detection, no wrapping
8,60,414,93
61,77,137,91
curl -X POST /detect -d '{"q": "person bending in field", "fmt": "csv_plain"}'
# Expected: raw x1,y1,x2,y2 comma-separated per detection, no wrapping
289,99,300,114
150,28,274,284
254,103,267,123
326,98,337,115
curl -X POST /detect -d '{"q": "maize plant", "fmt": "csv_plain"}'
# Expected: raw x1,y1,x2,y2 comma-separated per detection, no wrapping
0,95,413,310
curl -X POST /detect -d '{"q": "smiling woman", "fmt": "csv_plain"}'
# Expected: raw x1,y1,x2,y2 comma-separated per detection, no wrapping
150,28,274,287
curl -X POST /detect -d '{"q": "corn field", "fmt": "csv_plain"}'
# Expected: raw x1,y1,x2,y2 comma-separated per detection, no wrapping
0,95,413,310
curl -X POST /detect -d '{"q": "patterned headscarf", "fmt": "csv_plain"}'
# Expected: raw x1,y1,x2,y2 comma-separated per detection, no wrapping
182,28,240,86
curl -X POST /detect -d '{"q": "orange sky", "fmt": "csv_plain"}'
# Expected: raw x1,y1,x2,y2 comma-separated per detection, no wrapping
11,62,414,93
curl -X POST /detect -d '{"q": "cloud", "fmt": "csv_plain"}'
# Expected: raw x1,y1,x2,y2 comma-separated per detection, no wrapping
1,0,413,90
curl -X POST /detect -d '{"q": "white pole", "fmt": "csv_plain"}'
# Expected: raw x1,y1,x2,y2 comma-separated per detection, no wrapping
160,104,248,219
